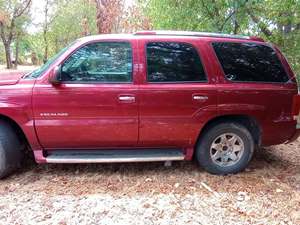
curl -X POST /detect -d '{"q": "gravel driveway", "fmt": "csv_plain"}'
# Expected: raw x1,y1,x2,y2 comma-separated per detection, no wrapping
0,140,299,225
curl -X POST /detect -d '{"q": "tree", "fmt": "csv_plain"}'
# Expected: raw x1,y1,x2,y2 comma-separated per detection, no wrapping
122,2,152,32
141,0,300,81
94,0,124,34
24,0,97,65
41,0,58,63
141,0,251,34
49,0,96,49
0,0,31,69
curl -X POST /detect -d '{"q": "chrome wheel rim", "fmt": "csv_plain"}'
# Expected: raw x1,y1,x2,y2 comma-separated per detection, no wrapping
210,133,244,167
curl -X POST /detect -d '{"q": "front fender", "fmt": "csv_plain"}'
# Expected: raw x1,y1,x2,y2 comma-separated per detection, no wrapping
0,80,41,150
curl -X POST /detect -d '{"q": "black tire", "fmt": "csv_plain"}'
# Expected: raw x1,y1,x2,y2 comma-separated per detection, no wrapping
0,120,24,179
196,122,254,175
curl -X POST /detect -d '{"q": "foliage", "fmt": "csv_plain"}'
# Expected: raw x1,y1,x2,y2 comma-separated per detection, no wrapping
47,0,97,53
20,0,97,64
142,0,300,81
0,0,299,82
122,1,152,32
0,0,32,68
142,0,248,33
94,0,124,33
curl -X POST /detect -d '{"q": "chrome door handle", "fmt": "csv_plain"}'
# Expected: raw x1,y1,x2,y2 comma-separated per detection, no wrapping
118,96,135,102
193,95,208,101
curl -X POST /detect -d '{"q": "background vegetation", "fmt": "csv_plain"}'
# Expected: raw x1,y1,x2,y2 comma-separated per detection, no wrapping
0,0,299,80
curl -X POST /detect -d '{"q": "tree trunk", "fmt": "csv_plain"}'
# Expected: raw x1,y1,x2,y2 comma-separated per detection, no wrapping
233,2,239,34
43,43,48,64
14,37,19,68
283,24,292,34
81,17,90,36
43,0,49,63
233,20,240,34
278,24,284,34
43,26,48,63
95,0,111,34
94,0,123,34
4,42,12,69
54,37,59,53
247,9,272,37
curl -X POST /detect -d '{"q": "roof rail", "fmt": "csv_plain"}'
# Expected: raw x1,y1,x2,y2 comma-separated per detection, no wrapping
134,30,264,42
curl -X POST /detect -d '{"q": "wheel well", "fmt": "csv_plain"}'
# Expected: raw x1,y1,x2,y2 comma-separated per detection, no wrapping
198,115,261,146
0,115,29,148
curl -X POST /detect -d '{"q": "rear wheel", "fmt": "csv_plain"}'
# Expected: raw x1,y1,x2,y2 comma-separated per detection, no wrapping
196,122,254,175
0,120,24,179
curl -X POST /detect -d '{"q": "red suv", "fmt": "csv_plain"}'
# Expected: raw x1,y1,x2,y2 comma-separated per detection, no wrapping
0,31,299,178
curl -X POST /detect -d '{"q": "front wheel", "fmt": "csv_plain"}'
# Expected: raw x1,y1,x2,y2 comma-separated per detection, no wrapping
0,120,24,179
196,122,255,175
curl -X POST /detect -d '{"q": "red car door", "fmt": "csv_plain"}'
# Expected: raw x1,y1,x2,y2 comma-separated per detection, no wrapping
137,38,218,148
33,40,139,149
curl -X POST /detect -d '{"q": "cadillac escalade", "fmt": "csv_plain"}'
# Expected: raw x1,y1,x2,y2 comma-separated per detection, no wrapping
0,30,299,178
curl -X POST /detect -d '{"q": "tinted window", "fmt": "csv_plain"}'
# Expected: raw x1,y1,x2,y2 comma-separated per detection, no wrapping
146,42,206,82
212,42,289,83
61,42,132,82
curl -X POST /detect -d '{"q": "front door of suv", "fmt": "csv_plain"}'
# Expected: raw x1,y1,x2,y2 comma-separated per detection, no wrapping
137,39,217,148
33,40,139,149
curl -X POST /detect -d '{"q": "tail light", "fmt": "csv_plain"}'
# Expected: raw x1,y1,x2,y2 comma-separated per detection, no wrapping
293,95,300,129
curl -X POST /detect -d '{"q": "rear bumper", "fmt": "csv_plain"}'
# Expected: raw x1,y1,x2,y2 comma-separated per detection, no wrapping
287,111,300,143
287,127,300,143
296,115,300,130
288,95,300,143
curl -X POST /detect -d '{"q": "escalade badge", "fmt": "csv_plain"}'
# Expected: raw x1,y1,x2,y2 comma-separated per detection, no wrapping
40,113,69,117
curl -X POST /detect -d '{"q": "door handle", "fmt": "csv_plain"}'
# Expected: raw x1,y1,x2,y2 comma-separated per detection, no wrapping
118,95,135,102
193,95,208,101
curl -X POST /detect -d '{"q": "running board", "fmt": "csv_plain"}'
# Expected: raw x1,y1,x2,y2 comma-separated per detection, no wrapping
45,149,185,163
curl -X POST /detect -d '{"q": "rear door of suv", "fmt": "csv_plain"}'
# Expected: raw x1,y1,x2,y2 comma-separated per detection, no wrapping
137,37,218,147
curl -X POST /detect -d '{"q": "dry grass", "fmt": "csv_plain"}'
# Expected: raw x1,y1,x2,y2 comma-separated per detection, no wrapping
0,140,299,224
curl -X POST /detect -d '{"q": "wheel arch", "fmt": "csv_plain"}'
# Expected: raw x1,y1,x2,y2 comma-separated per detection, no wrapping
0,114,29,148
197,114,262,147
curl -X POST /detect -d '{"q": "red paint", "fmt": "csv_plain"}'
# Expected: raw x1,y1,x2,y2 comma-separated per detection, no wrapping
0,71,26,85
0,32,298,163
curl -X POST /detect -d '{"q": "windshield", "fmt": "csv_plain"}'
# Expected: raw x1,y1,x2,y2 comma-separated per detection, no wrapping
24,41,77,79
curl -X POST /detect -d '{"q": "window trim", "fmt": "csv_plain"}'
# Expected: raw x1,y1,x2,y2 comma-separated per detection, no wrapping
210,41,290,85
145,41,208,84
59,41,134,84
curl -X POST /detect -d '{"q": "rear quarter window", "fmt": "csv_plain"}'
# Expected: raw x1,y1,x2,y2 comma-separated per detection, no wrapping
212,42,289,83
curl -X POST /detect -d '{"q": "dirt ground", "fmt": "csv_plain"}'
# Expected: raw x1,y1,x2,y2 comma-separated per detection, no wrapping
0,65,299,224
0,64,38,72
0,140,299,225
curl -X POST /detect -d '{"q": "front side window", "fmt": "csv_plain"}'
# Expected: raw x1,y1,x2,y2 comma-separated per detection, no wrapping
24,41,77,79
60,42,132,83
146,42,206,82
212,42,289,83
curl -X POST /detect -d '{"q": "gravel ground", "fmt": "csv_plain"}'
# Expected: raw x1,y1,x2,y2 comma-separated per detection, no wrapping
0,65,38,72
0,140,299,225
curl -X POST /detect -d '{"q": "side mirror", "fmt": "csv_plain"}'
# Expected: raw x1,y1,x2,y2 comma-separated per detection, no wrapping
49,66,61,85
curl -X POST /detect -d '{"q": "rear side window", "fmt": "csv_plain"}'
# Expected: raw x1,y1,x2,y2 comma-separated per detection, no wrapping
212,42,289,83
146,42,206,82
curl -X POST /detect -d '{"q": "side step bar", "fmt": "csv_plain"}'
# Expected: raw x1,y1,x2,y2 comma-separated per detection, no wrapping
45,149,185,163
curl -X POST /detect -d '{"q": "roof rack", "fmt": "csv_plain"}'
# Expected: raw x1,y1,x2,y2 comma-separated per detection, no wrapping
134,30,264,42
